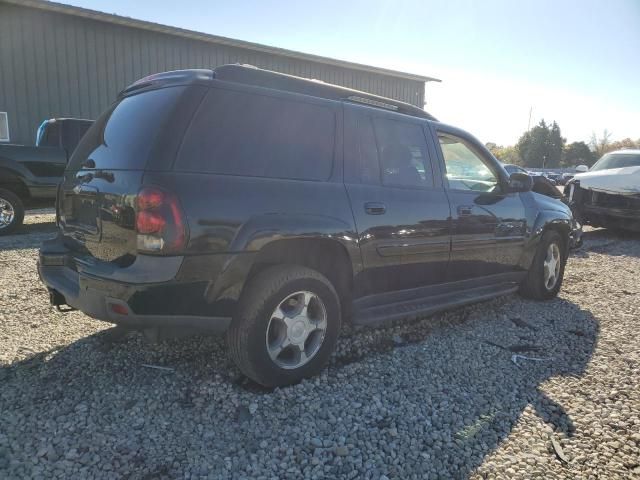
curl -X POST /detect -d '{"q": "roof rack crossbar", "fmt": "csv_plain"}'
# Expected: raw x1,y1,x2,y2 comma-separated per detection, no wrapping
344,95,399,111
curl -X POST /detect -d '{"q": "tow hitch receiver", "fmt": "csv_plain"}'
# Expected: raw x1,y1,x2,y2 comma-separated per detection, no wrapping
49,289,76,312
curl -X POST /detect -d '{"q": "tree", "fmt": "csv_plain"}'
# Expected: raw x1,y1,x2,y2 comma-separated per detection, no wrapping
562,141,595,167
608,138,639,152
516,120,565,168
589,129,612,158
485,143,522,165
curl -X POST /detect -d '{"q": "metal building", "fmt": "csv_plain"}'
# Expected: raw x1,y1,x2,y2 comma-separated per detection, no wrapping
0,0,439,146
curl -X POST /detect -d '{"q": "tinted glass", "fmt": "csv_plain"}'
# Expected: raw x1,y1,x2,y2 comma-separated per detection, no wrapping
69,86,186,171
61,121,92,155
438,134,499,192
345,115,381,184
372,117,432,187
591,153,640,171
176,88,335,181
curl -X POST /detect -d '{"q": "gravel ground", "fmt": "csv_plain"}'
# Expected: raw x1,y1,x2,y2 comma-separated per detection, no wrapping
1,210,639,479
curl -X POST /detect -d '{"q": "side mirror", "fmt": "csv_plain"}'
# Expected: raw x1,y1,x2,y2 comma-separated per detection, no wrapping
575,165,588,173
507,172,533,193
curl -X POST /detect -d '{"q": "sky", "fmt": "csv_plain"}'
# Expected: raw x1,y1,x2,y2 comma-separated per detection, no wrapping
65,0,640,146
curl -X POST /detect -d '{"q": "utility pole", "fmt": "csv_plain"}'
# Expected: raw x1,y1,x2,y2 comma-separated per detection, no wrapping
527,106,533,131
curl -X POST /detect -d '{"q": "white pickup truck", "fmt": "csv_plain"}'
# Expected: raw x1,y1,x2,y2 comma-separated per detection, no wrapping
565,150,640,232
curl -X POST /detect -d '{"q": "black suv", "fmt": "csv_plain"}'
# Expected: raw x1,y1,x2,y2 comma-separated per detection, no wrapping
39,66,574,386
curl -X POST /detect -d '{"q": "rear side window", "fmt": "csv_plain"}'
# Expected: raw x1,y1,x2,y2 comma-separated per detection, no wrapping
69,86,187,171
345,112,433,188
373,117,433,188
175,88,335,181
344,115,381,184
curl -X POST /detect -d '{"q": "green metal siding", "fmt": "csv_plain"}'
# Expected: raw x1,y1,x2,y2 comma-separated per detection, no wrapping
0,3,426,145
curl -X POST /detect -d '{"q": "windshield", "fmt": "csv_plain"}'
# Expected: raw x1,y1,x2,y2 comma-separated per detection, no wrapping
590,153,640,171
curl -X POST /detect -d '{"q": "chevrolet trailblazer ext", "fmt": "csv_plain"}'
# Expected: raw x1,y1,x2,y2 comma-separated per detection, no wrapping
39,66,574,386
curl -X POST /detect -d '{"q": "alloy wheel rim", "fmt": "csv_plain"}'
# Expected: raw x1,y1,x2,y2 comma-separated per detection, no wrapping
0,197,15,229
265,290,327,369
543,242,561,290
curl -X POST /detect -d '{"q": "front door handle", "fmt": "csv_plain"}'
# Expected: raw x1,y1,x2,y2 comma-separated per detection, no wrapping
364,202,386,215
457,205,473,216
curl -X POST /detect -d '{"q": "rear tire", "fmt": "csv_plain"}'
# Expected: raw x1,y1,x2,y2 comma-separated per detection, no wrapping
227,264,341,387
519,230,566,300
0,188,25,235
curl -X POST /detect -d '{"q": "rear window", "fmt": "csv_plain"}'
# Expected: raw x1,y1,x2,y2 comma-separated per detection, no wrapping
68,86,187,171
175,87,335,181
61,121,92,155
37,120,59,148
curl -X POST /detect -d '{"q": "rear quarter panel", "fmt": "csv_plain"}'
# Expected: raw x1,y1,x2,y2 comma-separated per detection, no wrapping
143,171,362,269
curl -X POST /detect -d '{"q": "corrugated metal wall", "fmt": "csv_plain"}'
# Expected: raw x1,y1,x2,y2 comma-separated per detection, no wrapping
0,3,425,145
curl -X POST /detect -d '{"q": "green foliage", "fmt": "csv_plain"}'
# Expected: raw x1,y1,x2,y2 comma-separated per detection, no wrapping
486,143,522,165
516,120,565,168
562,141,595,167
490,124,635,170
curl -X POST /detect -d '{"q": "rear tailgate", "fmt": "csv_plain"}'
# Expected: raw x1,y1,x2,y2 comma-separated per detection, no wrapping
59,84,207,263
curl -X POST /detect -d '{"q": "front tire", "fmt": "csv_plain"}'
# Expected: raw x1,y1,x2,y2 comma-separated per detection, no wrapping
519,230,566,300
0,188,25,236
227,265,341,387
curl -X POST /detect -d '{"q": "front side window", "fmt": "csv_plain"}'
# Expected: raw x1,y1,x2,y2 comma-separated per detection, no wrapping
438,134,499,192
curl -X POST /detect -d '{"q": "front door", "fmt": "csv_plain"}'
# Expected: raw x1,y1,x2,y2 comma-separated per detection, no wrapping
432,128,528,281
344,105,451,296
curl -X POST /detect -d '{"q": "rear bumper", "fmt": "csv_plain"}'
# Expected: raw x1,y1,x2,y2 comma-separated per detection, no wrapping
38,236,232,332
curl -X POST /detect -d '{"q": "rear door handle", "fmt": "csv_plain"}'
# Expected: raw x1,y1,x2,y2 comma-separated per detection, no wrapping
364,202,386,215
457,205,473,216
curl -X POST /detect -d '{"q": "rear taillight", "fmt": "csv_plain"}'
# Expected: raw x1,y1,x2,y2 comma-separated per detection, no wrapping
135,186,188,253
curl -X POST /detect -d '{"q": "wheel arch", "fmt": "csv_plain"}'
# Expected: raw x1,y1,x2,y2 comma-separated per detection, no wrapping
520,212,572,270
247,237,355,310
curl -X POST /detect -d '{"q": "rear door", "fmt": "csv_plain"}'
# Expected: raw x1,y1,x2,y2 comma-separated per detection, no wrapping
60,85,206,263
344,104,451,296
431,126,528,281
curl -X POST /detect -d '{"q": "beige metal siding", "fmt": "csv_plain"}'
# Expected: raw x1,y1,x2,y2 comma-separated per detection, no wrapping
0,3,426,145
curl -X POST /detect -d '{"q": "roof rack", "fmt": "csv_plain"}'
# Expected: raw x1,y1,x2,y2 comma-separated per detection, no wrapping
213,64,437,121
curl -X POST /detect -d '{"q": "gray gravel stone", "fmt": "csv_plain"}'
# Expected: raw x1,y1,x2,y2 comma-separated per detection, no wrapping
1,215,640,479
